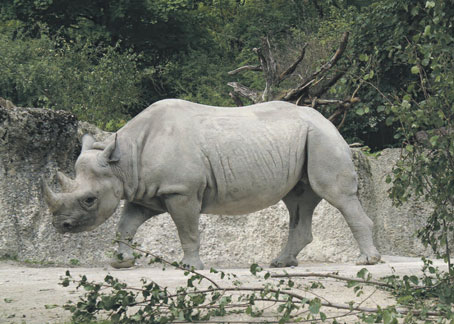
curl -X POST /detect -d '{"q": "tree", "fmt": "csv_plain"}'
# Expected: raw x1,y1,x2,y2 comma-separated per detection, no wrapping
384,0,454,272
227,32,359,129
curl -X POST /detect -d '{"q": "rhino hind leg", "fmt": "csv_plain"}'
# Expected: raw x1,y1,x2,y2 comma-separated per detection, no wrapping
111,202,159,269
331,196,381,265
307,150,381,265
271,182,321,268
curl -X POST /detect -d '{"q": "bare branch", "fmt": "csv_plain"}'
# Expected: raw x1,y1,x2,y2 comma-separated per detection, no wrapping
229,91,244,107
255,36,279,102
302,98,356,106
336,109,349,130
311,70,345,98
116,240,221,289
228,65,262,75
278,43,308,84
282,32,349,101
227,82,261,103
271,271,395,288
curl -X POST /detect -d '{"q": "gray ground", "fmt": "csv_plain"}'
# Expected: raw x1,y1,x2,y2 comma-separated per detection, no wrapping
0,256,448,324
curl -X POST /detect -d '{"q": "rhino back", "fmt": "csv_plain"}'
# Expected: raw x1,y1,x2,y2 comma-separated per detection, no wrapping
118,100,320,214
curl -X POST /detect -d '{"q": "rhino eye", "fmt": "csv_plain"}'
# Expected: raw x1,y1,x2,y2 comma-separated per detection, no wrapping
81,196,97,208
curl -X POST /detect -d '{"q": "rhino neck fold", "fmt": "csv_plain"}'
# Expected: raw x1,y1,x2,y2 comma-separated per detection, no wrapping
108,135,139,201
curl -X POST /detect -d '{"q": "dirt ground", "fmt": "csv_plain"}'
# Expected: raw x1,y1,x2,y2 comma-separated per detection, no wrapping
0,256,448,324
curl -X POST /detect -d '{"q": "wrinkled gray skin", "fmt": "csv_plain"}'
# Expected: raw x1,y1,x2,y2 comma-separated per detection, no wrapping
43,99,381,269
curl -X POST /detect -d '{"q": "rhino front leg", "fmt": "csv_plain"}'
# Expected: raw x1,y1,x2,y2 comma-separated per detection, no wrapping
111,202,159,269
271,182,321,268
164,194,204,270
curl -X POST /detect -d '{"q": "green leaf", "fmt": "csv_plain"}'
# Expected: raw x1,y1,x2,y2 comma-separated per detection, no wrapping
411,66,420,74
359,54,369,62
357,268,369,280
309,299,321,314
429,135,439,146
425,1,435,8
409,275,419,285
250,263,262,275
377,105,385,112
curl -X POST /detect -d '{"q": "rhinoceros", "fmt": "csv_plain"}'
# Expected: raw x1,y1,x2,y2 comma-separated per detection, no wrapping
43,99,381,269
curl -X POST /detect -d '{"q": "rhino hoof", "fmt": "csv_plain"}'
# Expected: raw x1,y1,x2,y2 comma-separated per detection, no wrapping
181,258,204,270
111,258,135,269
356,253,381,265
270,256,298,268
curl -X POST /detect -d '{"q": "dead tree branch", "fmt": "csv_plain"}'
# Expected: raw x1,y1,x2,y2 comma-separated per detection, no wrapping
311,70,345,98
278,43,308,84
228,65,262,75
227,82,261,103
229,91,244,107
226,32,360,129
281,31,349,101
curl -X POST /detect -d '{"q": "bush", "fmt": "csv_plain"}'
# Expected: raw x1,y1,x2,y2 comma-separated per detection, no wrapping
0,24,145,130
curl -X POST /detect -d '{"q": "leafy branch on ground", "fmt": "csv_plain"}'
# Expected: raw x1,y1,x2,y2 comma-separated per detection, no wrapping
60,244,453,323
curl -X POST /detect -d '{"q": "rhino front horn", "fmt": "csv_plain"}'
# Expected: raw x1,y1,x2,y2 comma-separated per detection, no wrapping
57,171,75,192
41,176,61,212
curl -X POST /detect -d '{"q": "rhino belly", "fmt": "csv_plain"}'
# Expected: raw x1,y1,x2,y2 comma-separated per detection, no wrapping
201,179,298,215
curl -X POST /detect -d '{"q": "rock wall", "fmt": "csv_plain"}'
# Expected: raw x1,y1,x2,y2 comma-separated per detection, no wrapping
0,102,433,268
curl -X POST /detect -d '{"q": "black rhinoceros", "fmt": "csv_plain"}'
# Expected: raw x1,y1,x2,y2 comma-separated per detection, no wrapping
43,99,381,269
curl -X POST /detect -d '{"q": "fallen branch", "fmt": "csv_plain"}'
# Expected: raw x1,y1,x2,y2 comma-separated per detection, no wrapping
271,271,394,288
115,240,221,289
117,242,441,317
164,287,445,317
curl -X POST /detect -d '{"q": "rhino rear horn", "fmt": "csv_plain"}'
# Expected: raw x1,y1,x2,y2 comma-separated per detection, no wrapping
57,171,75,192
42,176,62,212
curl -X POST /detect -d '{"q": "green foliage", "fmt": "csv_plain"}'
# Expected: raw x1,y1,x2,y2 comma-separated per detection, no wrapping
380,0,454,272
0,26,144,130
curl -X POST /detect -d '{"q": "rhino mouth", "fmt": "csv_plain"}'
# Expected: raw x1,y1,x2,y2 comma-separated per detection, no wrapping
53,214,95,234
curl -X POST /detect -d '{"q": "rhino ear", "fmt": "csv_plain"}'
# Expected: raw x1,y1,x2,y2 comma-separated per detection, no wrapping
81,134,95,152
101,134,120,163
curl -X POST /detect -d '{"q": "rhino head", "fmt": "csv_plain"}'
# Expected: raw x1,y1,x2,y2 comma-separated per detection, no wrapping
42,134,126,234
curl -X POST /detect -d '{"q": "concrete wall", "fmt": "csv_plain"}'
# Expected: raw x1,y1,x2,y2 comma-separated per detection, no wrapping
0,102,433,268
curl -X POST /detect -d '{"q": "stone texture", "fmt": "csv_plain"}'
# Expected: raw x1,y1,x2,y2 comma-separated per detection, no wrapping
0,103,434,267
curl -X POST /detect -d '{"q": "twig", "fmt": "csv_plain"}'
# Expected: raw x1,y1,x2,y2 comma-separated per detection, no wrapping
115,240,221,289
271,272,399,289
